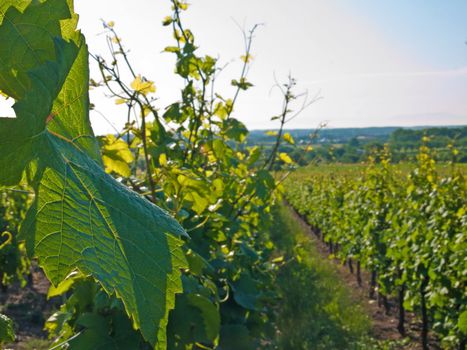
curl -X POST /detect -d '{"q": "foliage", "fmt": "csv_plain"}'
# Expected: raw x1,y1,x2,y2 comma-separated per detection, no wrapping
0,1,188,347
74,0,292,346
0,313,15,344
285,144,467,349
248,126,467,165
0,0,301,349
0,188,30,289
46,276,153,349
0,314,15,345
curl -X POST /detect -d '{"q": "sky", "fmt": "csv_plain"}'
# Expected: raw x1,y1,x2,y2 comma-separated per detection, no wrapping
2,1,466,133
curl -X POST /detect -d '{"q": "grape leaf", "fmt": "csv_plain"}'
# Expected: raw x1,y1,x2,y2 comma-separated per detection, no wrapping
168,294,220,346
283,132,294,145
0,0,72,100
131,74,156,95
279,152,293,164
99,135,134,177
459,311,467,335
0,1,187,347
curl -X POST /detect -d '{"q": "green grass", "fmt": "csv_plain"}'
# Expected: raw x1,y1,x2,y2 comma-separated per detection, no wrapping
271,204,369,349
271,204,405,350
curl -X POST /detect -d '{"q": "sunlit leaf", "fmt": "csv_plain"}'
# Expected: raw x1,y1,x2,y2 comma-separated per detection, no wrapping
99,135,134,177
279,153,293,164
162,16,173,26
283,133,295,145
131,75,156,95
459,311,467,335
240,54,253,63
159,153,168,166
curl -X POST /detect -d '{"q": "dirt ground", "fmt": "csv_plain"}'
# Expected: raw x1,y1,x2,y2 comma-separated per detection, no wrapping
1,263,55,349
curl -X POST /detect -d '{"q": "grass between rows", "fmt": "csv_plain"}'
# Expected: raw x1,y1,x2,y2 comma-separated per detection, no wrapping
271,203,402,350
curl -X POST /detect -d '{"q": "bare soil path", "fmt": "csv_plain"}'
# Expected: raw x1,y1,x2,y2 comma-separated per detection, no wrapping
1,263,55,349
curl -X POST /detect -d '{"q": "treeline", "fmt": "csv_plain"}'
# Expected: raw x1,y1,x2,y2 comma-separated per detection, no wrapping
251,126,467,165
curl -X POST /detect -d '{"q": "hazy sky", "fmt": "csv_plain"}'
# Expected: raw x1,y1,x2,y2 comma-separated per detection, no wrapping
2,1,466,133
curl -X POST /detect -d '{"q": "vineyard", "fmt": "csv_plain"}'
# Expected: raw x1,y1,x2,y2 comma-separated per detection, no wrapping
285,145,467,349
0,1,466,350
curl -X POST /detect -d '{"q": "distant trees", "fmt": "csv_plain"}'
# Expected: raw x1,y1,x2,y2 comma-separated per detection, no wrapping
268,126,467,164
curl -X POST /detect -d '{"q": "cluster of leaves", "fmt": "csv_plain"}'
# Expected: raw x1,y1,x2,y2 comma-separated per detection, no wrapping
75,1,295,347
0,188,30,290
0,0,301,349
0,313,15,345
285,143,467,349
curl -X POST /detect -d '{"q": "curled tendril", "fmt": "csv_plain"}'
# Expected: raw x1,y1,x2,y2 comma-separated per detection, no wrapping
0,231,13,250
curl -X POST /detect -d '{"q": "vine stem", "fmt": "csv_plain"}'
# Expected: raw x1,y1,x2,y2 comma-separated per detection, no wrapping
136,99,157,203
48,332,82,350
0,231,13,250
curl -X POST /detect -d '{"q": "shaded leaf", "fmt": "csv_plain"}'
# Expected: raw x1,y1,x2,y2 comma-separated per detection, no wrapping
223,118,248,142
168,294,220,347
231,272,261,311
219,324,254,350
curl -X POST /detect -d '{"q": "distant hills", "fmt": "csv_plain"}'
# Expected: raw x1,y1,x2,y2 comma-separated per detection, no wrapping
248,125,467,145
248,125,467,163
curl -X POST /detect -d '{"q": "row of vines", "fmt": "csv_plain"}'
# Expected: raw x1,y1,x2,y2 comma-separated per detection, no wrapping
285,144,467,350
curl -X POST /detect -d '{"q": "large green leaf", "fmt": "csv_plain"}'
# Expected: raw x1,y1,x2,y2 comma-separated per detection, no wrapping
0,0,72,99
0,1,187,347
